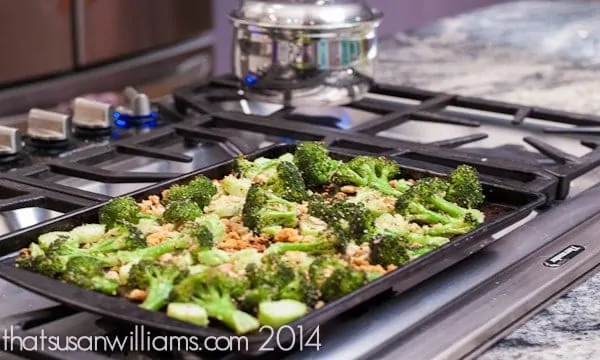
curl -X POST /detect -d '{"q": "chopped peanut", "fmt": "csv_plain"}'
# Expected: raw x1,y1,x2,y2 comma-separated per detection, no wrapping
274,228,301,243
340,185,357,194
125,289,147,302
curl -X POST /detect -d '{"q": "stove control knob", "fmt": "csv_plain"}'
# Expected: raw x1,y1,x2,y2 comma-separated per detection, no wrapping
72,97,113,129
0,125,21,155
27,108,70,141
123,87,151,116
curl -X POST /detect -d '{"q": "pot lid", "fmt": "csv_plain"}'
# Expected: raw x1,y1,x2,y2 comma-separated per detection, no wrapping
229,0,383,29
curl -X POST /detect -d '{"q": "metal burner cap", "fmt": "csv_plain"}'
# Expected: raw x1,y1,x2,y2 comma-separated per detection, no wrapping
229,0,382,29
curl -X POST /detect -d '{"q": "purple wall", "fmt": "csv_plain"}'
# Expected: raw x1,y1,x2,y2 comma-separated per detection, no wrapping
212,0,504,74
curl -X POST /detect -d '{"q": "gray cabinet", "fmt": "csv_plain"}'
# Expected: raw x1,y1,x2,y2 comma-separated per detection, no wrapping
0,0,74,84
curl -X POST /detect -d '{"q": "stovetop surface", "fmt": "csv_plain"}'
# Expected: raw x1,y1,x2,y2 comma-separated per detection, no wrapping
3,75,600,359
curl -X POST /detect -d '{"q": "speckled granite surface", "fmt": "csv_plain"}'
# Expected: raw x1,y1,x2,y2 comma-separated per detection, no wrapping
375,1,600,359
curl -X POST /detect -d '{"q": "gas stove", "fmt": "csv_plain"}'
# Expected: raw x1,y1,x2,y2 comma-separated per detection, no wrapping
3,74,600,360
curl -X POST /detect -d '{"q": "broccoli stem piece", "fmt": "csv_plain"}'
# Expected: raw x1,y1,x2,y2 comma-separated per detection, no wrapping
407,246,436,259
109,234,189,265
265,235,337,256
428,195,470,219
167,303,209,326
257,300,309,328
195,249,230,266
403,203,454,225
202,290,260,334
406,232,449,247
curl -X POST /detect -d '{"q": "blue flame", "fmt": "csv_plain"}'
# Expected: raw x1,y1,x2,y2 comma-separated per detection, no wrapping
244,73,259,87
113,111,159,129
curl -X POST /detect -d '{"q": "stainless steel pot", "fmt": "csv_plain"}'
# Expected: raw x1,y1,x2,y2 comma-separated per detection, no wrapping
229,0,383,107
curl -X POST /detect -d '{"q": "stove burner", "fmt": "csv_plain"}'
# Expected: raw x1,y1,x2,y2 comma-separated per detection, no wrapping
114,87,159,130
0,152,30,171
73,125,112,139
24,137,75,156
113,111,159,129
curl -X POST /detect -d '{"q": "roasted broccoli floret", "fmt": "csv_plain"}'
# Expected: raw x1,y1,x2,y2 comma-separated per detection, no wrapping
246,254,296,291
230,248,262,272
278,274,319,307
162,202,203,227
264,161,308,202
99,197,141,228
241,254,317,311
299,216,328,237
162,185,189,204
241,184,298,234
395,177,484,227
445,165,485,209
163,175,217,209
183,225,214,253
308,196,375,245
205,194,244,218
369,213,448,265
374,213,449,248
347,187,396,216
36,231,73,250
368,233,410,267
86,222,146,254
233,153,295,180
331,156,408,197
173,268,259,334
62,256,118,296
34,225,138,276
15,243,52,275
221,175,252,197
308,256,347,288
293,141,341,187
320,266,367,302
128,260,187,311
70,224,106,245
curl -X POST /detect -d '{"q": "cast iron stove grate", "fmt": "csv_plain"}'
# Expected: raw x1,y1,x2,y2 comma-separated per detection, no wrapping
170,74,600,200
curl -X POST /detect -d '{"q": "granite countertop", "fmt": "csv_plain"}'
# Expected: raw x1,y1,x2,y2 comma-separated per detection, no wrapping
374,1,600,359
